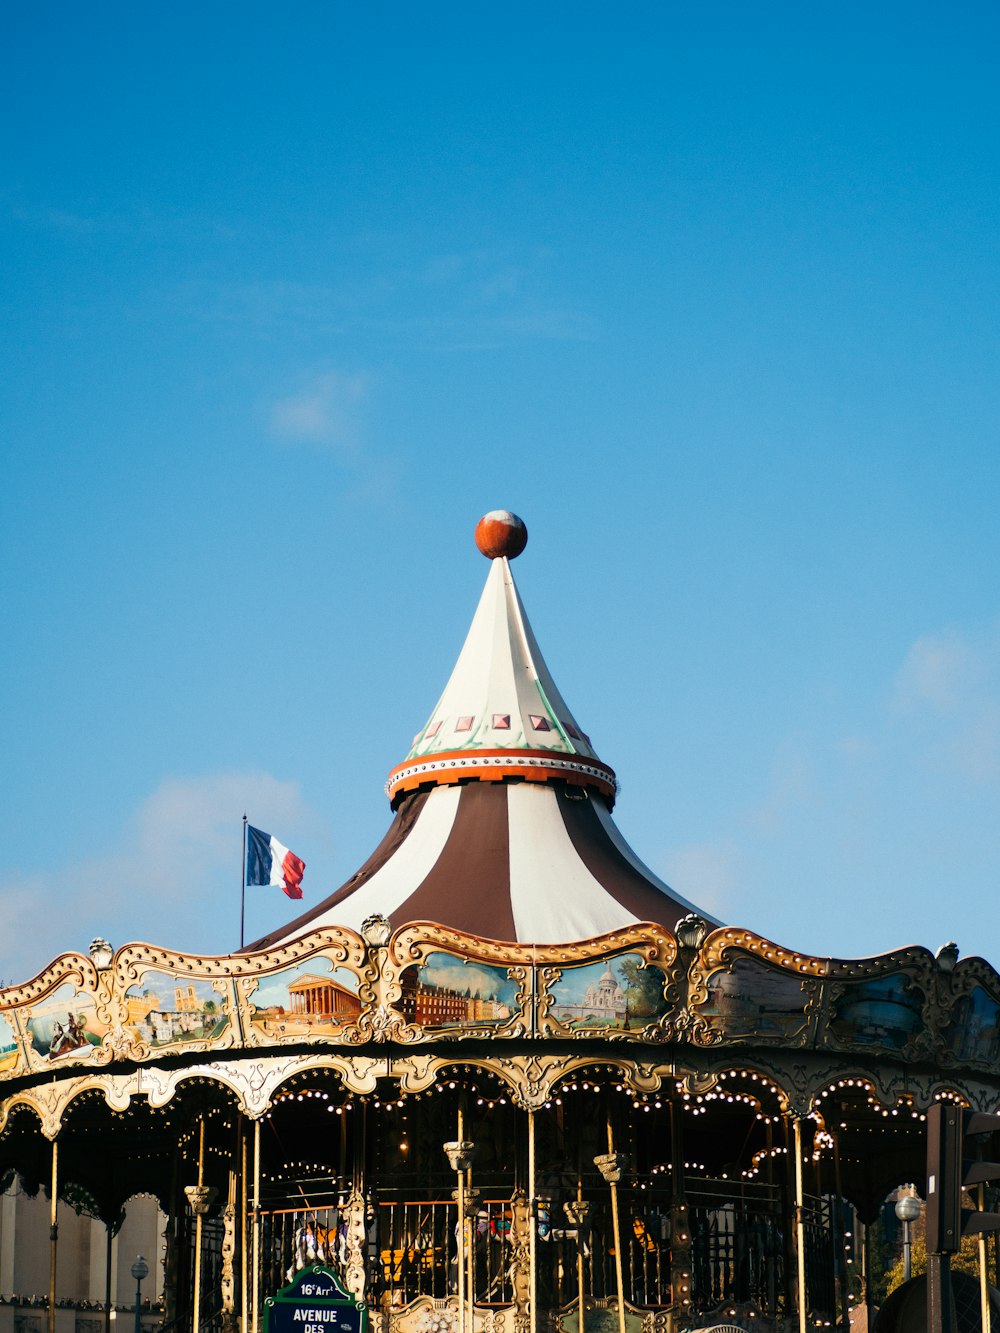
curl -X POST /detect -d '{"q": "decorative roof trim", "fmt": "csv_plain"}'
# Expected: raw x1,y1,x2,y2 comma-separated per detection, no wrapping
386,748,618,807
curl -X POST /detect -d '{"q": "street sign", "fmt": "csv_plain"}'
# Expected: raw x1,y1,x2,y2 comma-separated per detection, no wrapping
264,1265,367,1333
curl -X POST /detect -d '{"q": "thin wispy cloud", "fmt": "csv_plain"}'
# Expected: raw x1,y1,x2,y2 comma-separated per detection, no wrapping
0,772,315,983
268,370,368,449
655,621,1000,952
662,840,741,920
182,244,597,352
5,190,250,244
892,625,1000,781
9,201,101,235
745,749,816,833
892,632,984,713
185,279,350,337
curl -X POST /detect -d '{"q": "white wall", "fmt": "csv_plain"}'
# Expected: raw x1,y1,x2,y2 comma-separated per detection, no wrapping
0,1184,164,1305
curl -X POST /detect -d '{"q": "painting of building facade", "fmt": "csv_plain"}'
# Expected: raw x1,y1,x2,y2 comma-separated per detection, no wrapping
398,952,517,1029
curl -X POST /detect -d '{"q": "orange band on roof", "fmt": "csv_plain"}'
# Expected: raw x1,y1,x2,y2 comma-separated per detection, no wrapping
386,748,618,808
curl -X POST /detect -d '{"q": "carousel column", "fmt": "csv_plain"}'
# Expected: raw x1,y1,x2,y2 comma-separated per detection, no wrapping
240,1121,249,1333
455,1115,466,1333
466,1181,479,1332
509,1187,532,1333
343,1101,369,1302
252,1119,262,1333
564,1191,590,1333
781,1114,799,1322
220,1116,240,1333
671,915,710,1327
191,1120,206,1333
529,1109,538,1333
594,1112,628,1333
48,1137,58,1333
792,1116,808,1333
184,1117,220,1333
104,1222,113,1333
831,1133,851,1333
445,1128,478,1333
668,1097,691,1325
461,1111,479,1333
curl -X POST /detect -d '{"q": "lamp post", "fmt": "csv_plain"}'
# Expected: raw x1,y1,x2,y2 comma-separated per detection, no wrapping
895,1192,922,1283
130,1256,149,1333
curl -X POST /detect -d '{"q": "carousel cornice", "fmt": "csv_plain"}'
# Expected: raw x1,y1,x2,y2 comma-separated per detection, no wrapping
3,917,1000,1131
385,749,619,806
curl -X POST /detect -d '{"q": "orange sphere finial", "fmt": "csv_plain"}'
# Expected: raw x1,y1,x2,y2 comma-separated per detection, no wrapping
475,510,528,560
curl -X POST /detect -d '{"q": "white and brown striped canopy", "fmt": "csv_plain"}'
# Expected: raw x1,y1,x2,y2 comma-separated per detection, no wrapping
253,515,713,949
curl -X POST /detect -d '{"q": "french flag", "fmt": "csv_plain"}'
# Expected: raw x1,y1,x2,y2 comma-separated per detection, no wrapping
246,826,305,900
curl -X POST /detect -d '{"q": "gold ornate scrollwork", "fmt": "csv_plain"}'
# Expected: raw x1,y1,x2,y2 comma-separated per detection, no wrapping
359,1001,421,1045
343,1189,368,1300
0,953,96,1009
535,965,558,1030
508,1190,531,1320
674,1008,724,1047
220,1201,236,1318
675,1071,719,1098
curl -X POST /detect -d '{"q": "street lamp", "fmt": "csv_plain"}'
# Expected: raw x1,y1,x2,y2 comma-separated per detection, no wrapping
129,1256,149,1333
895,1192,922,1283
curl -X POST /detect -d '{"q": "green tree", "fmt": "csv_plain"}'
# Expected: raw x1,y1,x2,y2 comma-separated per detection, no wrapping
885,1233,984,1296
619,958,665,1021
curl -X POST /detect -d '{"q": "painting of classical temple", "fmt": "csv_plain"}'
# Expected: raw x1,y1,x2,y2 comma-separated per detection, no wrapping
248,957,362,1038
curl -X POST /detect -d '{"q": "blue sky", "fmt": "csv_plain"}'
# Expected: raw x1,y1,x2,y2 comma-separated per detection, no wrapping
2,3,999,982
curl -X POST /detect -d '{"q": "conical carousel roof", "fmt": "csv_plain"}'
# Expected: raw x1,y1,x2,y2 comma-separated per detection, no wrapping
252,510,714,948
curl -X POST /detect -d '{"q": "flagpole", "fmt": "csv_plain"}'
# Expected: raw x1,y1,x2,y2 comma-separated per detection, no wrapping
240,814,247,951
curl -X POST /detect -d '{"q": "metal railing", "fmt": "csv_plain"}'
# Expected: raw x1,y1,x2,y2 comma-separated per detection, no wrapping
256,1193,675,1311
686,1179,786,1316
260,1207,348,1298
254,1183,841,1320
801,1194,837,1320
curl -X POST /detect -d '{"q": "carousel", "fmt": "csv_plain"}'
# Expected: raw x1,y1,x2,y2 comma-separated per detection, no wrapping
2,510,1000,1333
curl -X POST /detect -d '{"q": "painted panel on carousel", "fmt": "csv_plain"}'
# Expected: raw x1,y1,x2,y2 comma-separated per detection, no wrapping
399,952,519,1031
544,954,669,1036
0,1010,22,1074
944,985,1000,1065
123,971,232,1050
245,956,363,1043
827,973,924,1052
697,957,817,1044
25,983,107,1063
